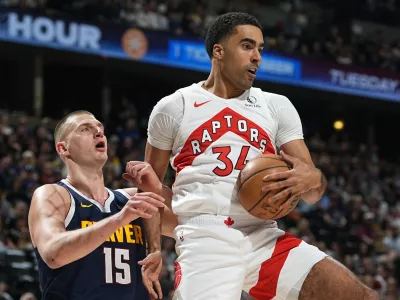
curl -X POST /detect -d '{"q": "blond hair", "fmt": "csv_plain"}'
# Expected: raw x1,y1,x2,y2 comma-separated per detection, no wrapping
54,110,94,145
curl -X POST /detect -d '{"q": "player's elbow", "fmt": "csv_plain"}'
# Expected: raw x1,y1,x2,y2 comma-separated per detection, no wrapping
41,247,64,269
44,257,62,269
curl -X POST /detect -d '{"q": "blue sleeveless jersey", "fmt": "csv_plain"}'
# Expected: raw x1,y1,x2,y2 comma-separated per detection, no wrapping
34,180,149,300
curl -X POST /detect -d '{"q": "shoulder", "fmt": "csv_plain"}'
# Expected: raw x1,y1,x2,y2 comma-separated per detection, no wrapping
250,89,296,114
30,184,71,219
32,184,71,204
258,90,293,108
154,90,184,111
148,91,184,123
176,83,199,94
155,83,200,108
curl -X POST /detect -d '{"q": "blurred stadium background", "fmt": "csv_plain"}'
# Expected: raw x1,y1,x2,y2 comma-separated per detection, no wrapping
0,0,400,299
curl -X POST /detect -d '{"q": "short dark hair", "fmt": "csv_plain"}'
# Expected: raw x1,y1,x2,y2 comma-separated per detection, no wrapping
205,12,262,58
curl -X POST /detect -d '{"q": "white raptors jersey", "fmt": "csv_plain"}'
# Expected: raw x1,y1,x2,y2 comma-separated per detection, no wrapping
147,82,303,218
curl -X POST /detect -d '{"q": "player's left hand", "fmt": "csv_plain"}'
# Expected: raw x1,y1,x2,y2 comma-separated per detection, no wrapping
138,251,163,299
262,150,321,204
123,161,162,194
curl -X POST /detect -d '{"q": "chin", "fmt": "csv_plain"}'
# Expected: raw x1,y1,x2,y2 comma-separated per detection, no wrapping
95,153,108,163
241,81,253,90
99,155,108,163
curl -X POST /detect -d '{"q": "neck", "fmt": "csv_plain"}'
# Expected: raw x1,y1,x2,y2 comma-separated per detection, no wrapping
203,60,245,99
65,162,108,204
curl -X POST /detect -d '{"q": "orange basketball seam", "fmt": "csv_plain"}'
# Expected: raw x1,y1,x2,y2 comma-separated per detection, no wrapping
247,190,272,213
250,191,294,219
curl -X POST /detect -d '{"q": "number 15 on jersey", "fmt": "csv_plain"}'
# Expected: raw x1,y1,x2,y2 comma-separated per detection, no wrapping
103,247,131,284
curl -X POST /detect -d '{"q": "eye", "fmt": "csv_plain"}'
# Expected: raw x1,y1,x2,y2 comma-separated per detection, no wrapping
243,43,252,50
81,127,90,132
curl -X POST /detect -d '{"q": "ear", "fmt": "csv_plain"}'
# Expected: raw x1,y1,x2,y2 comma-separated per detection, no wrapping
213,44,224,60
56,141,70,158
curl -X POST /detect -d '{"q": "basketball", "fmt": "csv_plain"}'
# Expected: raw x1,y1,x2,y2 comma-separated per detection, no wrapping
236,154,298,220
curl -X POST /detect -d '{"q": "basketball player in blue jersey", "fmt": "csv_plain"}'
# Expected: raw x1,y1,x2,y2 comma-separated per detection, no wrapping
28,110,169,300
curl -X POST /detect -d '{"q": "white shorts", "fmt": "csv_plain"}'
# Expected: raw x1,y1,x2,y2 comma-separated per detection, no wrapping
172,215,327,300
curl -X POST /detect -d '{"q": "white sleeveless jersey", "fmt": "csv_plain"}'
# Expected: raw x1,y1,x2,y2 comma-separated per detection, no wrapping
147,82,303,218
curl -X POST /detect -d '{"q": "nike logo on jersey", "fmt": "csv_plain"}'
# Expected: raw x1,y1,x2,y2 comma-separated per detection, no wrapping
194,100,211,107
81,203,93,208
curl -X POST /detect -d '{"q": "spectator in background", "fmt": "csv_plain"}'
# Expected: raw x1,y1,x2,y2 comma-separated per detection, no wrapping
119,118,140,143
2,0,400,70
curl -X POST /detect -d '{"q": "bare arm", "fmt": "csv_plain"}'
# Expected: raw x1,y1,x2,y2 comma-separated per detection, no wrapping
159,186,177,238
28,184,163,269
145,142,172,180
123,185,177,238
142,142,173,250
28,184,125,269
280,139,327,204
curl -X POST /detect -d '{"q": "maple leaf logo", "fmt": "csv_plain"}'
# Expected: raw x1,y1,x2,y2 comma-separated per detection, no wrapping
224,217,234,226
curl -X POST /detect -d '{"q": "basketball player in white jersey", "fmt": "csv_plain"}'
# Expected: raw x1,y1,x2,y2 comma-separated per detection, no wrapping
127,12,378,300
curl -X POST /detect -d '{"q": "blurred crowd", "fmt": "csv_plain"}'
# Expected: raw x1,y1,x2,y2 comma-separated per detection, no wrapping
281,133,400,300
1,0,400,71
1,1,400,299
0,106,399,299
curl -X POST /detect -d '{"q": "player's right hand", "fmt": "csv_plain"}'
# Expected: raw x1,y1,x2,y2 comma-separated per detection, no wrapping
123,161,162,194
118,192,165,224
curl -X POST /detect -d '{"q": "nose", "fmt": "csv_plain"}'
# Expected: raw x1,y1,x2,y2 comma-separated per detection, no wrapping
94,126,104,138
252,49,262,64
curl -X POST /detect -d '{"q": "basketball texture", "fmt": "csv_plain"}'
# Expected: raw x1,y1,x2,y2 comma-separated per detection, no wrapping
236,154,298,220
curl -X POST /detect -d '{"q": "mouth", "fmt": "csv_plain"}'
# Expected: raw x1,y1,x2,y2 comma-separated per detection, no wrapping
95,141,106,151
247,68,258,78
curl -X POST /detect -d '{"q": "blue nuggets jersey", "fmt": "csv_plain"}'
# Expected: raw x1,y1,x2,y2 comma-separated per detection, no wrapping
34,180,149,300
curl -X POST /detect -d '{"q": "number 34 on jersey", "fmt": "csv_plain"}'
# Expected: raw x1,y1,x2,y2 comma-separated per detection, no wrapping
174,108,275,176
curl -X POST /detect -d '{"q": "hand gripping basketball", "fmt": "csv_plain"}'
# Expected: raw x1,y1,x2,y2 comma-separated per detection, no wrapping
235,154,297,220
